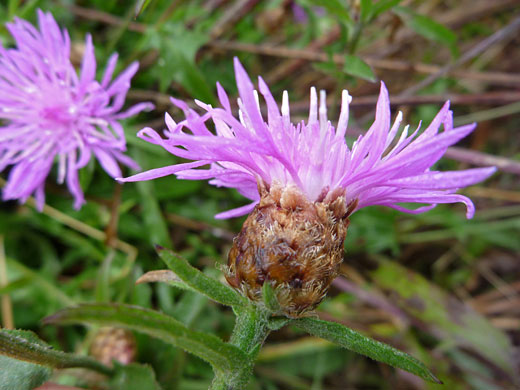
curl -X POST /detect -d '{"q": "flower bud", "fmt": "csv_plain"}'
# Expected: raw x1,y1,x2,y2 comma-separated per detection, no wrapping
226,182,354,317
89,327,136,367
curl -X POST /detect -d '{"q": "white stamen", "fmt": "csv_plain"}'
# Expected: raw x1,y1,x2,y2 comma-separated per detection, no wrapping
253,90,261,112
336,90,352,139
281,90,290,128
308,87,318,124
319,90,327,132
237,98,246,126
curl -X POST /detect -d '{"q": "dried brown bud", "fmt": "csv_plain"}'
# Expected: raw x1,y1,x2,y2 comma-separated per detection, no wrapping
89,327,136,367
226,182,354,317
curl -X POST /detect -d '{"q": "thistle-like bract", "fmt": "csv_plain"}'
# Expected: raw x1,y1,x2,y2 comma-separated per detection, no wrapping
121,58,495,316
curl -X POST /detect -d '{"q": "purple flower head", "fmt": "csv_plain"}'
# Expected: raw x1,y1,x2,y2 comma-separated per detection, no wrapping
0,10,153,210
121,58,495,219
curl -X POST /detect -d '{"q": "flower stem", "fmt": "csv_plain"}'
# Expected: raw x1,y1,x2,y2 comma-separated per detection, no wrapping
210,305,271,390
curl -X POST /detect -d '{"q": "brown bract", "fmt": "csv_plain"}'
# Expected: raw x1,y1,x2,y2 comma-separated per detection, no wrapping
89,327,136,367
226,181,355,317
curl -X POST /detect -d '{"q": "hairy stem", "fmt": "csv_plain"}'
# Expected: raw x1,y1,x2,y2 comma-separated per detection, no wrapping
210,305,271,390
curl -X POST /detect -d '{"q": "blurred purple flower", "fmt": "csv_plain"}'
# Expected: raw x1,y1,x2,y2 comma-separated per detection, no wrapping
292,3,325,24
121,58,495,219
0,10,153,210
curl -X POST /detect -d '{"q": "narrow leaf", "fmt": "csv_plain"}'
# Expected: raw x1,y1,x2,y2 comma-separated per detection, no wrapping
157,247,247,308
394,7,456,46
134,0,153,18
343,54,377,82
294,317,441,384
371,0,402,19
0,329,111,375
44,303,247,375
371,259,515,375
0,330,51,390
307,0,353,25
360,0,373,22
135,177,172,248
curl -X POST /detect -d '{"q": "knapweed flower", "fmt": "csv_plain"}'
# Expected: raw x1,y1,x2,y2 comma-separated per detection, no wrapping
0,10,152,210
121,58,495,316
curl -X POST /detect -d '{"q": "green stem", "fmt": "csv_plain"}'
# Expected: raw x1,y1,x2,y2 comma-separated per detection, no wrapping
210,305,271,390
348,20,365,55
0,332,113,376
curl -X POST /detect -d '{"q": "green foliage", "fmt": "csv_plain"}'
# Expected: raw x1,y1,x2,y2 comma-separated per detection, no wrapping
293,317,441,384
157,247,247,308
44,303,247,376
134,0,153,18
144,22,213,102
0,330,52,390
0,329,112,375
371,259,515,376
110,361,162,390
302,0,353,26
262,282,281,313
343,54,376,82
394,6,457,49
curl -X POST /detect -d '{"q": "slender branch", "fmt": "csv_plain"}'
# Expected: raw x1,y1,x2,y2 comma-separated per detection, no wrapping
68,5,520,86
399,16,520,96
207,40,520,86
209,0,261,39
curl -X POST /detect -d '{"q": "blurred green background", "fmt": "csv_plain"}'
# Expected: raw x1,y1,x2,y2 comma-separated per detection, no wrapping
1,1,519,389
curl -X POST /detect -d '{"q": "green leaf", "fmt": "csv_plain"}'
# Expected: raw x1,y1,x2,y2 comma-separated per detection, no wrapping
343,54,376,82
134,0,153,18
0,330,51,390
145,23,214,102
262,282,280,313
293,317,441,384
0,329,111,375
44,303,248,375
157,247,247,308
110,362,162,390
267,317,291,331
394,7,456,46
175,54,216,105
360,0,373,22
133,148,172,248
371,0,402,19
305,0,353,26
371,259,516,376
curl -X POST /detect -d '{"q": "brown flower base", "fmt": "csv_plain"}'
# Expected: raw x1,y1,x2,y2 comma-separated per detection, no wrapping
226,182,355,317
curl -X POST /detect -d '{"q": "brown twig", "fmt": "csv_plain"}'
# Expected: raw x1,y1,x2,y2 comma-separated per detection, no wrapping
399,16,520,97
444,147,520,176
166,213,235,241
208,40,520,86
265,26,341,84
209,0,261,39
366,0,520,59
68,5,520,87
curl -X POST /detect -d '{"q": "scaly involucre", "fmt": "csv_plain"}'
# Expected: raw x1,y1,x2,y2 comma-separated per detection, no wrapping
0,10,153,210
122,58,495,219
